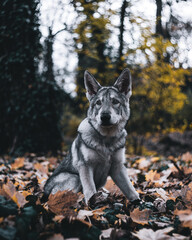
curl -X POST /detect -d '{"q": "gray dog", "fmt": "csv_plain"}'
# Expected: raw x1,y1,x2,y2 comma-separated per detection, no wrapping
44,68,140,203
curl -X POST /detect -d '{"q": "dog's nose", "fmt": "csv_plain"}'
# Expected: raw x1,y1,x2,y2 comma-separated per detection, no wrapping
101,112,111,125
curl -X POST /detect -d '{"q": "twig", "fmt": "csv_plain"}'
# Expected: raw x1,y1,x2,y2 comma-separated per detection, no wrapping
170,159,185,178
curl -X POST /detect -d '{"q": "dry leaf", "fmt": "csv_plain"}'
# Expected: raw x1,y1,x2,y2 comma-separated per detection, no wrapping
145,170,161,182
34,162,48,175
100,228,113,239
181,152,192,162
172,233,190,240
180,182,192,207
155,188,169,201
77,210,93,220
116,214,129,222
104,178,122,195
136,157,151,170
130,208,152,225
1,181,26,207
151,157,160,162
48,190,79,216
52,215,65,223
132,227,173,240
11,157,25,170
174,209,192,229
46,233,64,240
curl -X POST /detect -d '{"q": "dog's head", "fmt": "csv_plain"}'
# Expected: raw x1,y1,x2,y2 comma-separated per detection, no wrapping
84,69,132,136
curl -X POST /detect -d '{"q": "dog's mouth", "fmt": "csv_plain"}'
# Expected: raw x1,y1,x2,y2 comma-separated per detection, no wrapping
100,122,117,128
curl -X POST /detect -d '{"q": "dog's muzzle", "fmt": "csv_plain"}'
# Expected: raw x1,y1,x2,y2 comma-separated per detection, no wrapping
100,112,111,126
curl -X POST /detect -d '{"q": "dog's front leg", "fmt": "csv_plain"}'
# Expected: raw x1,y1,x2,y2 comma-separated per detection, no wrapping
110,162,140,201
79,165,96,204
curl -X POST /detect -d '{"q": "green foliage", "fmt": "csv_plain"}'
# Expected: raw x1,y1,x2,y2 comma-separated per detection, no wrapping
73,0,115,109
128,29,190,134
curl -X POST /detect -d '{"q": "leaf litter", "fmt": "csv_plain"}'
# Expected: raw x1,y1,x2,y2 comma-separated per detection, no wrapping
0,152,192,239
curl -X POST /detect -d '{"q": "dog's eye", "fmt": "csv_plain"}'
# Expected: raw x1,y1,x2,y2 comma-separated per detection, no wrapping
96,100,101,106
112,98,120,105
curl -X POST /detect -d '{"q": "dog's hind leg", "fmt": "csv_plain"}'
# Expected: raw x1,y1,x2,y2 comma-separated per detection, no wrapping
44,172,81,195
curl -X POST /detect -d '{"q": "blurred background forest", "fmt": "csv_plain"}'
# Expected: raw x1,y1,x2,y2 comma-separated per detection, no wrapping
0,0,192,156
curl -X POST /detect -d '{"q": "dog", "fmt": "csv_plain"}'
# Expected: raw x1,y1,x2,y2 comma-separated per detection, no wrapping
44,68,140,203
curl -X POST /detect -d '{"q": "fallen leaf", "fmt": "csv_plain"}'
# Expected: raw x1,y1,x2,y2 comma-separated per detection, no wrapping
174,209,192,229
77,210,93,220
172,233,190,240
47,190,79,216
155,188,169,201
130,208,152,225
145,170,161,182
116,213,128,222
34,162,48,175
104,178,122,196
132,227,173,240
151,157,160,162
100,228,113,239
181,152,192,162
1,181,26,208
53,215,65,223
137,157,151,170
47,233,64,240
180,182,192,207
11,157,25,170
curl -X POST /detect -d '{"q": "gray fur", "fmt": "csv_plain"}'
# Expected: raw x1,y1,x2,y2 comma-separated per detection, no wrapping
44,68,139,203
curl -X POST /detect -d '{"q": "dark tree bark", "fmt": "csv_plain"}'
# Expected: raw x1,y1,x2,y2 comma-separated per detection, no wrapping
155,0,163,36
117,0,128,74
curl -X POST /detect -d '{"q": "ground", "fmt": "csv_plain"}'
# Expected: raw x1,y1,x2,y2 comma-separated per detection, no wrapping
0,152,192,240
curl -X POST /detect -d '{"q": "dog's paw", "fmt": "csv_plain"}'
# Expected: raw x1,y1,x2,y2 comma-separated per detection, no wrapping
88,190,109,208
130,198,141,206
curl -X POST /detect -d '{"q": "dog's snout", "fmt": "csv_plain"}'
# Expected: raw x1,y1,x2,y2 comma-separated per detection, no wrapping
101,112,111,125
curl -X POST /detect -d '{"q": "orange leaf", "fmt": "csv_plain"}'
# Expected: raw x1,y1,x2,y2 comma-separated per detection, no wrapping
104,178,123,196
34,162,48,175
180,182,192,208
47,190,80,216
11,157,25,170
174,209,192,229
2,181,26,207
145,170,160,182
130,208,152,225
181,152,192,162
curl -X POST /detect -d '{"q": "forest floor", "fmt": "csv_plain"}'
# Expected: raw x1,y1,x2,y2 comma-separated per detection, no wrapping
0,152,192,240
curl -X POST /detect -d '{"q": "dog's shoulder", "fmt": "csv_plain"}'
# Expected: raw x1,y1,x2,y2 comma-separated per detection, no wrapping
78,118,92,134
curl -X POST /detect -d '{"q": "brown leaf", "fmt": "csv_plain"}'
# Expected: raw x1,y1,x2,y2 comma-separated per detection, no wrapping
136,157,151,170
1,181,26,207
132,227,173,240
104,178,123,196
34,162,48,175
130,208,152,225
174,209,192,229
180,182,192,208
46,233,64,240
77,210,93,220
145,170,161,182
47,190,79,216
11,157,25,170
181,152,192,162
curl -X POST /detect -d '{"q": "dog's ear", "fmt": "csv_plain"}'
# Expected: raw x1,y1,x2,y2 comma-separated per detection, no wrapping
84,70,101,101
114,68,132,98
